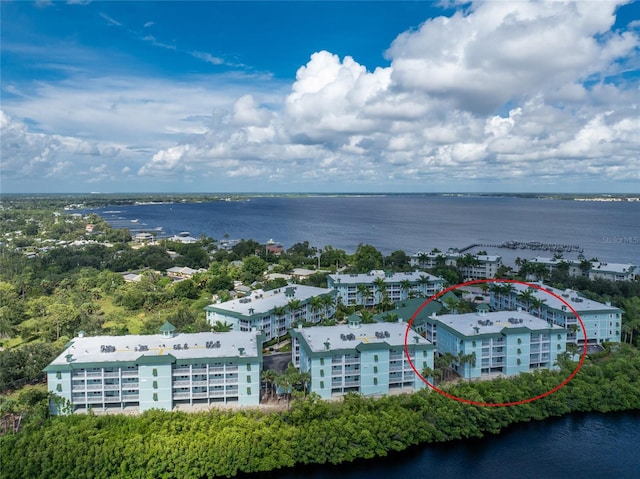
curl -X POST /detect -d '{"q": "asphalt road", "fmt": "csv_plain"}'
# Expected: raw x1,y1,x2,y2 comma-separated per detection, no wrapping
263,352,291,373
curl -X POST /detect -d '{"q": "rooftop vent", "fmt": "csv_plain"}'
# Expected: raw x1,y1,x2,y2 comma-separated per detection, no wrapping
100,345,116,353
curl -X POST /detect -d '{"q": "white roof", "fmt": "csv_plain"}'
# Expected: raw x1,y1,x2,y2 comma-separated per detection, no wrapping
508,283,622,313
329,270,441,284
435,310,563,337
590,262,636,274
49,330,261,366
295,322,431,353
207,284,333,316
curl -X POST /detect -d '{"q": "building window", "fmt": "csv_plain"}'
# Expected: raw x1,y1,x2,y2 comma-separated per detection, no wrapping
517,359,521,366
153,381,158,389
373,366,378,374
56,371,62,379
247,387,251,395
557,344,562,350
320,381,324,389
56,384,62,392
517,338,522,344
374,355,379,362
557,334,562,340
517,349,521,355
472,341,476,347
320,369,325,377
247,364,251,372
153,393,158,401
152,368,158,377
247,375,251,383
373,378,378,385
320,358,324,366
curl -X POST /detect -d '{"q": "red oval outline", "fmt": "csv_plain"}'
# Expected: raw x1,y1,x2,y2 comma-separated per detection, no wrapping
404,279,588,407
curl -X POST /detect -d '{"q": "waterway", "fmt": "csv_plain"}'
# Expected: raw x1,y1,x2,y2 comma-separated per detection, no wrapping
247,411,640,479
90,195,639,265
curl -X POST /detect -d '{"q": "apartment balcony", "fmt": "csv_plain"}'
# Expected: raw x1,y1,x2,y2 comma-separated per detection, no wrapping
173,380,190,387
344,380,360,387
121,371,139,378
173,368,190,376
225,366,238,372
210,367,224,373
209,391,226,398
86,372,102,378
103,384,120,390
103,372,119,378
209,379,225,385
191,380,208,387
191,368,207,374
85,384,103,391
104,396,121,403
192,392,208,399
86,397,105,404
173,392,190,399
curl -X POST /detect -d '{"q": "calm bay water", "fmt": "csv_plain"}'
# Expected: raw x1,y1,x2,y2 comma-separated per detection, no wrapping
248,412,640,479
94,195,639,264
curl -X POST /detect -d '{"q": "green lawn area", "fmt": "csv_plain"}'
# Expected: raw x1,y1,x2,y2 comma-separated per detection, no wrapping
0,383,47,402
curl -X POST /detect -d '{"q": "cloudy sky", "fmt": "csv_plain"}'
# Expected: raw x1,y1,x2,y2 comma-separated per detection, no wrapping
1,1,639,194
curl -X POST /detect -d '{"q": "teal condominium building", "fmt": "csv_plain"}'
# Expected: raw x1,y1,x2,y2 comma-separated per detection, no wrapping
432,307,567,379
44,322,262,414
290,316,434,399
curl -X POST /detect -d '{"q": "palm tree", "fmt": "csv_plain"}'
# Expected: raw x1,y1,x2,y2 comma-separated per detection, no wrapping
418,274,431,297
517,289,536,311
373,277,387,305
287,299,302,329
382,312,399,323
443,296,459,313
421,366,434,383
359,310,375,324
417,252,429,269
261,369,277,401
309,296,323,323
457,351,477,380
320,294,334,320
212,320,233,332
530,297,546,318
357,284,370,307
272,306,287,343
400,279,412,300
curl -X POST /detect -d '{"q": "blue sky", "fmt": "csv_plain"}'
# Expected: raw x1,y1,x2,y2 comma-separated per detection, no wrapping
1,1,639,194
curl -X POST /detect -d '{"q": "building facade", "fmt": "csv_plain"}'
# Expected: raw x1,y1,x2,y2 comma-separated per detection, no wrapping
431,308,567,379
205,285,336,342
290,317,434,399
490,283,623,345
327,270,444,307
44,323,262,414
527,257,636,282
410,251,502,279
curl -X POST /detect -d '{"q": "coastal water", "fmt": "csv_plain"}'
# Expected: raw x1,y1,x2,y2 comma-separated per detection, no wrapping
93,195,639,264
249,412,640,479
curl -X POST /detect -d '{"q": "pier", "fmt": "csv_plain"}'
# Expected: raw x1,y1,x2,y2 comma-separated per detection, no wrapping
459,241,583,254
